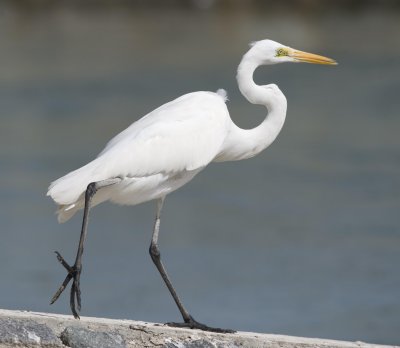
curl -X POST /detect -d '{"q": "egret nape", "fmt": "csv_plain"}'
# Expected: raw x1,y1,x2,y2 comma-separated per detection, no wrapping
48,39,336,333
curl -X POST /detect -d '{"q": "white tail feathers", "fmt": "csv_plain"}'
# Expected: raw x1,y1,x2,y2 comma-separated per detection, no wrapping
56,202,82,223
47,159,104,222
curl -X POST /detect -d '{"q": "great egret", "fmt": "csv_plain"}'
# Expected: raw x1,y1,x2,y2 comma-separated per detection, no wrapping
48,39,336,333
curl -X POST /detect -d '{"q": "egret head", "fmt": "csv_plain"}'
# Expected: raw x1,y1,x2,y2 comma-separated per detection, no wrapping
248,39,337,66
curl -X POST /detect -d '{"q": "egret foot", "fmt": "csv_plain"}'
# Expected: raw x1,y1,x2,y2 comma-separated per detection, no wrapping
50,251,82,319
166,316,235,334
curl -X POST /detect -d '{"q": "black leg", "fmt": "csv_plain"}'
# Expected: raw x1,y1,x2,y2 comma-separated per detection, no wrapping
50,178,121,318
149,198,235,334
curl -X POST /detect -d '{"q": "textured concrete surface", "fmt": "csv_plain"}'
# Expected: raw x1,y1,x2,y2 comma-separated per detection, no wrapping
0,309,397,348
0,317,61,347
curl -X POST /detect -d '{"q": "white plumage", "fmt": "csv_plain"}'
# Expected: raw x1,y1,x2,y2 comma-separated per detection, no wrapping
48,91,229,222
48,39,336,328
48,40,336,223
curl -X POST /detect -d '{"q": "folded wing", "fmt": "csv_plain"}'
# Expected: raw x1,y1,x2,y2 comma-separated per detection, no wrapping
47,91,229,206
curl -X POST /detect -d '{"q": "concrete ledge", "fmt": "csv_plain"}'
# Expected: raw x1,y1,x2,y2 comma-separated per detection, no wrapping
0,309,397,348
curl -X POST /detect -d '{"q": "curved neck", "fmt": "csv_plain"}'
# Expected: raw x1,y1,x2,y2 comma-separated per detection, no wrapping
215,54,287,162
237,58,270,106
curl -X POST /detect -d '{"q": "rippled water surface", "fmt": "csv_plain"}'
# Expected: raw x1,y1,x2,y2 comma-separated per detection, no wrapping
0,6,399,345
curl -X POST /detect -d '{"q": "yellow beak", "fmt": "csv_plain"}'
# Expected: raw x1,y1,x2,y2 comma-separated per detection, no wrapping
289,49,337,65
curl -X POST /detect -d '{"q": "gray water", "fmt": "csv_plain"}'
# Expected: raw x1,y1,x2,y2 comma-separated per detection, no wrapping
0,5,399,345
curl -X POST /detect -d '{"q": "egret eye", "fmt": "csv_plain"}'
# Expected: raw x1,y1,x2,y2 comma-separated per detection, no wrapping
276,48,288,57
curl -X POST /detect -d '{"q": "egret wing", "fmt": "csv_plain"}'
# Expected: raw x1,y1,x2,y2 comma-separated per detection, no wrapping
99,92,229,176
48,92,229,206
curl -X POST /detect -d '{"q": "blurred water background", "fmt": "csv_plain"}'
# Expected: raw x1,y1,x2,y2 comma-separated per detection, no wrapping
0,0,399,345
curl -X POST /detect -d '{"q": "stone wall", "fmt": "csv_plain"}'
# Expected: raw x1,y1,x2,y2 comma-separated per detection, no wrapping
0,309,397,348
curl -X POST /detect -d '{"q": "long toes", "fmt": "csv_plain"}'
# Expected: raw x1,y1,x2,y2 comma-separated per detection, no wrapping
50,286,65,305
54,251,73,272
166,320,235,334
70,281,80,319
51,253,82,319
192,323,235,334
75,279,82,311
50,273,73,305
51,268,81,318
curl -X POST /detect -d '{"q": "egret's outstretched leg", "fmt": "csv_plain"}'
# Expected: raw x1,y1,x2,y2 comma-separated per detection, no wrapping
50,178,121,318
149,197,235,334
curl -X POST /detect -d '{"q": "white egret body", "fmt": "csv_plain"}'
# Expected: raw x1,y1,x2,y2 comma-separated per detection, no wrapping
49,91,230,222
48,39,336,332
